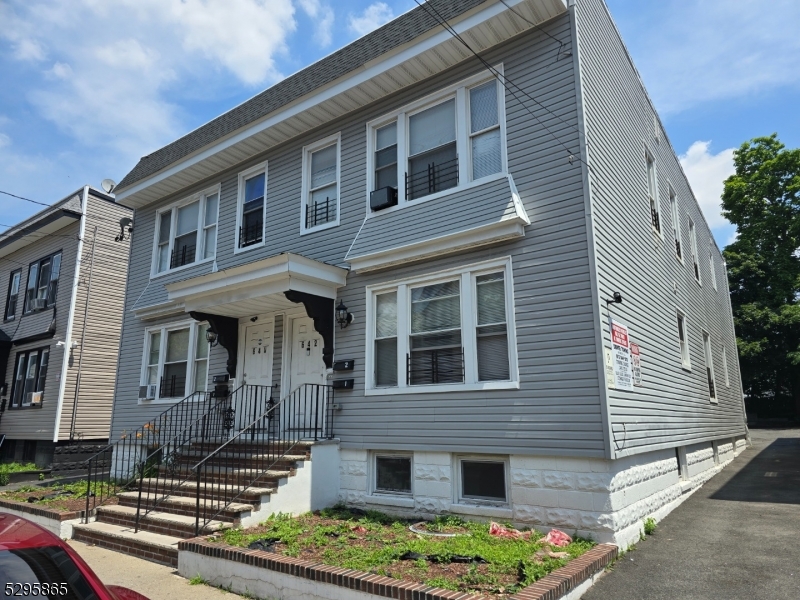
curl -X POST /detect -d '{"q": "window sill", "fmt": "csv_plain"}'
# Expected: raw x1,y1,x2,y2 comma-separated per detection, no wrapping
138,396,184,405
365,494,415,509
234,240,265,255
681,365,692,372
300,219,340,237
22,306,54,316
8,405,44,410
709,397,719,405
366,380,519,396
151,257,214,280
450,503,511,519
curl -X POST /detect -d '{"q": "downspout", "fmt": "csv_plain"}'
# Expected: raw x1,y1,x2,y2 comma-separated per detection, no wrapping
52,186,88,443
69,225,98,440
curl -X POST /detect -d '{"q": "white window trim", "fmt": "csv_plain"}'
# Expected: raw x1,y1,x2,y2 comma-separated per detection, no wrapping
703,330,717,403
722,346,730,387
369,451,414,498
234,161,268,254
677,309,691,371
150,184,221,278
668,182,683,264
644,146,663,239
688,218,701,285
139,319,209,404
453,455,510,507
300,133,341,236
365,256,519,395
709,246,718,291
364,66,508,218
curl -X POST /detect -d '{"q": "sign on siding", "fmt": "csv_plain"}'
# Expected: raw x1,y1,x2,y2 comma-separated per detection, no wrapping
604,347,616,389
630,343,642,386
610,319,633,391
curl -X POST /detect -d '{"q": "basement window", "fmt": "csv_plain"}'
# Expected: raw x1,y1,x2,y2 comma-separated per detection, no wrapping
459,458,507,503
374,455,412,495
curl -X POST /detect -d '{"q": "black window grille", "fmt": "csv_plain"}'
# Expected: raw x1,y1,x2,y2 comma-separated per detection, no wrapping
170,244,196,269
675,238,682,259
651,201,661,233
406,348,464,386
239,218,263,248
160,375,186,399
694,261,700,281
405,156,459,201
306,196,337,229
707,367,716,399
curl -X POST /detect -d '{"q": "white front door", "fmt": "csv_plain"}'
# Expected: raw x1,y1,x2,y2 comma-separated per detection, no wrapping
239,321,273,432
288,317,327,435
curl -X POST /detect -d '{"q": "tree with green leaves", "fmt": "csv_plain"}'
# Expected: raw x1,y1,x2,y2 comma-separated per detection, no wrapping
722,134,800,418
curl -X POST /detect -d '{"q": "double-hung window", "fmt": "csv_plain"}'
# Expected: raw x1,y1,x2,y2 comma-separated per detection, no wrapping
646,151,661,234
238,165,266,248
302,136,339,233
367,71,506,211
367,258,517,393
10,347,49,408
24,252,61,313
722,346,730,387
4,270,21,321
709,249,718,291
702,331,717,402
154,187,219,274
677,312,690,369
669,188,682,260
688,218,701,283
142,322,210,400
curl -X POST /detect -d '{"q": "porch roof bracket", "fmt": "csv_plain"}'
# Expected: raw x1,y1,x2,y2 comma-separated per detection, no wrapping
189,311,239,378
284,291,334,369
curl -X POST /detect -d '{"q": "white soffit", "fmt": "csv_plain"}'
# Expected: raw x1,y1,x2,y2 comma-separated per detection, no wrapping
116,0,567,209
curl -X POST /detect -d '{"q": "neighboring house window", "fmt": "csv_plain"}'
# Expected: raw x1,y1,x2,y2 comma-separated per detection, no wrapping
677,312,690,369
458,458,507,504
142,322,209,400
154,187,219,273
703,331,717,401
669,188,682,260
722,346,730,387
24,252,61,313
709,249,718,291
302,136,340,233
646,151,661,234
4,270,21,321
688,218,701,283
10,347,49,408
238,165,266,249
366,258,517,393
373,454,412,495
367,71,506,210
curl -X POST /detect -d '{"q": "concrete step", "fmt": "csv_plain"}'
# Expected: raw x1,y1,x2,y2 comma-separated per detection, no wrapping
137,478,276,502
116,491,253,521
96,504,227,538
72,521,182,568
155,466,293,487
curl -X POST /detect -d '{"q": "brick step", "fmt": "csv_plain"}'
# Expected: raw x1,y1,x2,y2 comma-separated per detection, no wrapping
95,504,227,538
171,455,306,471
72,521,181,568
136,478,276,503
178,450,308,463
116,491,253,521
155,466,293,487
189,441,312,454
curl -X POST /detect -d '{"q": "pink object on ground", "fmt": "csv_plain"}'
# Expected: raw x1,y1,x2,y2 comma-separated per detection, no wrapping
489,522,522,538
543,529,573,547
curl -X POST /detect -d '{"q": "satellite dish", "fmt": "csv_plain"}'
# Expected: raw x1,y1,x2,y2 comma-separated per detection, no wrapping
101,179,117,194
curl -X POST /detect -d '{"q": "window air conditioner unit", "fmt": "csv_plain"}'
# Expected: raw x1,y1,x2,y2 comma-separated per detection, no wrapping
138,384,158,400
370,186,398,211
31,298,47,311
28,391,43,406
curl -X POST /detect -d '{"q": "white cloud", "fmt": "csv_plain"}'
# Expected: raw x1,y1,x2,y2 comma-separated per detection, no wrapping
348,2,395,36
297,0,335,47
614,0,800,113
679,141,736,231
0,133,11,149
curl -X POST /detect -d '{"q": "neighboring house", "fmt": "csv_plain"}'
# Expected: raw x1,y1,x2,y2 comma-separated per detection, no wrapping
0,187,132,468
78,0,746,561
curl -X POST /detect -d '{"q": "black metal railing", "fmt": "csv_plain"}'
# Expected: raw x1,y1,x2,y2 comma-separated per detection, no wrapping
239,221,263,248
694,260,700,281
160,375,187,399
83,389,219,523
707,368,716,400
405,157,458,200
191,383,333,535
306,197,337,229
675,238,682,260
406,349,464,385
170,244,196,269
650,202,661,233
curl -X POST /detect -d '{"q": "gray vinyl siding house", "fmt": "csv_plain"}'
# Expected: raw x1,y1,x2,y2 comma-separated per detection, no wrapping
109,0,746,545
0,187,131,467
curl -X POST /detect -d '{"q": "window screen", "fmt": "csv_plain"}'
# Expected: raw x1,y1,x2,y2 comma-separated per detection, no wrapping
469,81,501,179
375,456,412,493
476,272,509,381
409,280,463,384
375,292,398,387
461,460,506,501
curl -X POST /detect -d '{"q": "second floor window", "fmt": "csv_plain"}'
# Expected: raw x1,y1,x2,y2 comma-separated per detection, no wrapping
239,167,266,248
4,270,21,320
407,99,458,200
302,136,339,232
669,188,682,260
646,152,660,234
155,189,219,273
709,249,718,291
677,312,690,369
24,253,61,313
688,218,701,283
703,331,716,401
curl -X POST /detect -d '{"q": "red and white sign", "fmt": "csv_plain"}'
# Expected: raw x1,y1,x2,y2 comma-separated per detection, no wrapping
611,322,629,348
630,343,642,386
610,319,633,391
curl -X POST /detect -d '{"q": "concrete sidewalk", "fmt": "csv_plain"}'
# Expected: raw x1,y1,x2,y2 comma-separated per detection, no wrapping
582,428,800,600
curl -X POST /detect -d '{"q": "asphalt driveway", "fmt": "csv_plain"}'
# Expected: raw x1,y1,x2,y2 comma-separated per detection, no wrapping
582,428,800,600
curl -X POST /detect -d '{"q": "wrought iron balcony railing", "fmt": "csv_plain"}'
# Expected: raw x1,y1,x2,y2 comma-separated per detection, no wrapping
405,157,459,201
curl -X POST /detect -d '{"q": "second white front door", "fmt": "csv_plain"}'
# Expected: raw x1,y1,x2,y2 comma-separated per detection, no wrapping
242,321,273,387
289,317,326,390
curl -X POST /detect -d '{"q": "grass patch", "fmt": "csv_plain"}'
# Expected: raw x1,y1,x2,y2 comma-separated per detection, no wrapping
643,517,657,536
188,574,207,586
0,480,115,513
208,505,594,598
0,462,39,486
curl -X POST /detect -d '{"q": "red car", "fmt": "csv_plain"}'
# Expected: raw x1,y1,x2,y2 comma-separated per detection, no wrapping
0,513,150,599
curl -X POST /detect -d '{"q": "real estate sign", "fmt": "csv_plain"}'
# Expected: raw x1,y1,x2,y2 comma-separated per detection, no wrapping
610,319,633,391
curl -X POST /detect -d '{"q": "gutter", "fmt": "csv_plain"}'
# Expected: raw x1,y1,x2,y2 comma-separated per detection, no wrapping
52,186,88,443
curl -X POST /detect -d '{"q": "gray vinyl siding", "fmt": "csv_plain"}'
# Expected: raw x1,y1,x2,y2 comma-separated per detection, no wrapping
112,14,607,457
574,0,746,457
0,221,80,441
55,194,132,441
272,315,283,395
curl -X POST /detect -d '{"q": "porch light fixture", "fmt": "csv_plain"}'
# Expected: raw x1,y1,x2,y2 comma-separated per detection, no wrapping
336,300,353,329
605,292,623,306
205,328,219,347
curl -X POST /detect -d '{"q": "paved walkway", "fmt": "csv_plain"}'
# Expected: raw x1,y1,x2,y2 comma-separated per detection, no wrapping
68,540,234,600
582,428,800,600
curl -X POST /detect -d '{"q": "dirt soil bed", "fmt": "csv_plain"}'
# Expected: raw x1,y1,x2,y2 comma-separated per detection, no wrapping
208,506,594,599
0,481,117,514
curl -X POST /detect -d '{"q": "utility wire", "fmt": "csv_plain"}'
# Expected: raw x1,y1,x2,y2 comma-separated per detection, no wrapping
498,0,567,49
0,189,51,207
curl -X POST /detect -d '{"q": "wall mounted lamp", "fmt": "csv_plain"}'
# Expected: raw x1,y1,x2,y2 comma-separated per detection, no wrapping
336,300,353,329
206,328,219,347
605,292,623,306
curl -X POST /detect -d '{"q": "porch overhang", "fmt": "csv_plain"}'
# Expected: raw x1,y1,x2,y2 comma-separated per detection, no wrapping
164,252,348,318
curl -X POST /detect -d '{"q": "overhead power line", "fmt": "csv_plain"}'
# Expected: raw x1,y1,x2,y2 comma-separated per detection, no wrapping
0,189,52,207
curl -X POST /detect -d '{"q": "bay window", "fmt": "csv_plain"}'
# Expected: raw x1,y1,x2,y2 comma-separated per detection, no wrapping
10,347,49,408
302,136,340,233
24,252,61,313
367,70,506,212
367,258,517,393
141,322,210,400
154,187,219,274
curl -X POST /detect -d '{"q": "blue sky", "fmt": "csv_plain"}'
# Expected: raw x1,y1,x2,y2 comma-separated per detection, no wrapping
1,0,798,247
